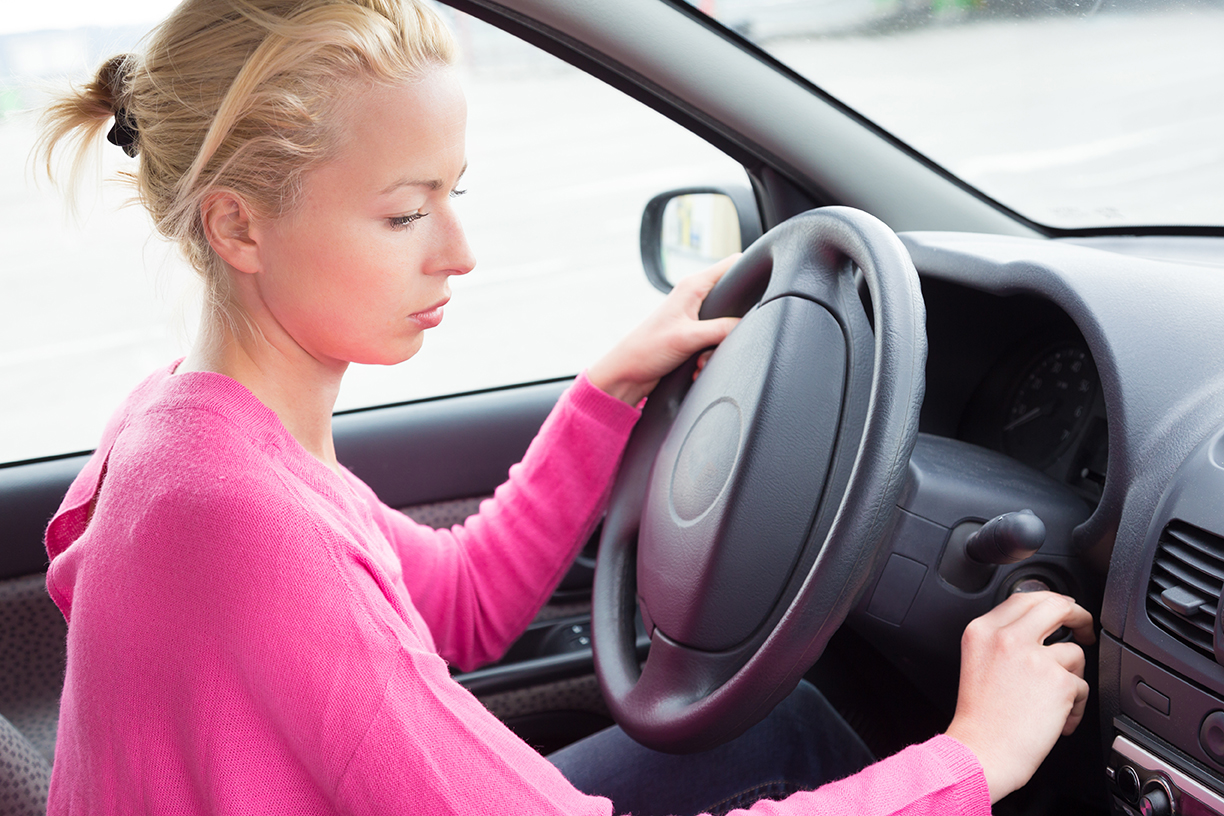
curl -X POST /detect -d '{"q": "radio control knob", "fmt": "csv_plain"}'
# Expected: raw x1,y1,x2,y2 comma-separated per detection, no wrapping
1138,784,1173,816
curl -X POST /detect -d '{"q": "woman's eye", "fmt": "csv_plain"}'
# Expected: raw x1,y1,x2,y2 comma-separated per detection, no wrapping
388,212,428,230
450,188,467,199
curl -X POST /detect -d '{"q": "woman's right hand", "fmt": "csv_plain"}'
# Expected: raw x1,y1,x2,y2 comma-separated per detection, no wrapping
586,256,740,406
944,590,1094,804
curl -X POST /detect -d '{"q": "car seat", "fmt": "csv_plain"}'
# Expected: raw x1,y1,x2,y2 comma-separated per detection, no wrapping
0,712,50,814
0,572,66,815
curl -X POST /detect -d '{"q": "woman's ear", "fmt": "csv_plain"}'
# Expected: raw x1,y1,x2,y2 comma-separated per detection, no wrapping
201,191,261,275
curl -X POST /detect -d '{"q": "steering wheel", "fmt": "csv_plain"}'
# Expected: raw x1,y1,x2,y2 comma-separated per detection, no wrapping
592,206,926,753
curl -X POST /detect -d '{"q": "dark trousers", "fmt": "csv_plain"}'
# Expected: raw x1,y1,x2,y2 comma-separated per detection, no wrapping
549,681,874,816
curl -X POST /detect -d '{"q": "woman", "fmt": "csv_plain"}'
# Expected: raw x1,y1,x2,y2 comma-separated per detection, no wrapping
38,0,1092,813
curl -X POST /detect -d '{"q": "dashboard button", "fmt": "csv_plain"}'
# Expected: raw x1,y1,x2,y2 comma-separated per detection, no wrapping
1200,710,1224,765
1136,681,1171,716
1116,765,1141,804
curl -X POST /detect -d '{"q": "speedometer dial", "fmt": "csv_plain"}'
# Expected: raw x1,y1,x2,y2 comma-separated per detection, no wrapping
1002,344,1098,469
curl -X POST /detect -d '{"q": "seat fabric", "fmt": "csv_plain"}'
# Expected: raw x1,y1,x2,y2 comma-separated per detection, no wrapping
0,713,49,816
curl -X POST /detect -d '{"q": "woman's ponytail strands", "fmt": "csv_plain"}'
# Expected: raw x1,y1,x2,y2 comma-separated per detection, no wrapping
35,52,137,198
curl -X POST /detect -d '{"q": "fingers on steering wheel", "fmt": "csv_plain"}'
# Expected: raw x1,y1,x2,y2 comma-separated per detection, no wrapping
693,350,715,381
674,254,740,306
693,254,740,288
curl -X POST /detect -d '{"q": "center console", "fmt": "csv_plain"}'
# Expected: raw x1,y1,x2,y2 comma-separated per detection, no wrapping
1105,426,1224,815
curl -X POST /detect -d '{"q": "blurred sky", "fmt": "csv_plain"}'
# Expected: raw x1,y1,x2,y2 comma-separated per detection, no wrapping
0,1,178,34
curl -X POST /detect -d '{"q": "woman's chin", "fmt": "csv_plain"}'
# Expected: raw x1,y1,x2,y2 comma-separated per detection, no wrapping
354,336,426,367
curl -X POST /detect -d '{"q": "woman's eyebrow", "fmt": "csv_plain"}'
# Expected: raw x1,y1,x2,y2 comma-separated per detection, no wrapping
380,162,468,195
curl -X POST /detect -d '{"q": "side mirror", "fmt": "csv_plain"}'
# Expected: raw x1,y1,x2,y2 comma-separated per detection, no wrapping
639,186,763,293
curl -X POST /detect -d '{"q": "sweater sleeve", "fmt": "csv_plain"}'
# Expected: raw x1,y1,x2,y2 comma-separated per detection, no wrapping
375,371,641,670
334,638,992,816
738,735,991,816
330,619,990,816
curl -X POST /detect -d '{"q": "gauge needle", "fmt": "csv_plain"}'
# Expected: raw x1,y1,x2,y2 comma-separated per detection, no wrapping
1004,402,1054,432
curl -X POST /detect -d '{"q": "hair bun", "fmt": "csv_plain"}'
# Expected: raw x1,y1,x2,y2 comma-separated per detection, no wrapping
96,55,133,110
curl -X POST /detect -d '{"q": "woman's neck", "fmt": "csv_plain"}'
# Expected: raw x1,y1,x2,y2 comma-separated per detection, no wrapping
178,304,348,475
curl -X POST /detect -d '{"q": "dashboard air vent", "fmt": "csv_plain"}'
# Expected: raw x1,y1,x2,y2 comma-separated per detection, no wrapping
1147,520,1224,660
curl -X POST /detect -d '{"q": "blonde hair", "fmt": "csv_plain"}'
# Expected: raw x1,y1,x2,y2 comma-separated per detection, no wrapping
37,0,456,309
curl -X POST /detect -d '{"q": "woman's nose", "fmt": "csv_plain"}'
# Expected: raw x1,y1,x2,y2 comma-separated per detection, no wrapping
436,208,475,277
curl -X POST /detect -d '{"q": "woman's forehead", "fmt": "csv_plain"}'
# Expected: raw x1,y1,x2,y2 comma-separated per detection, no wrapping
329,70,468,192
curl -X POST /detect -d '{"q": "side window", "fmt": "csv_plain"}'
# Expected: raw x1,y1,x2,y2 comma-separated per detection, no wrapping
0,5,748,464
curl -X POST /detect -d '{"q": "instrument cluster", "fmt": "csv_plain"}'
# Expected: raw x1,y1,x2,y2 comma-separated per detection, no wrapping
917,277,1108,505
958,334,1108,504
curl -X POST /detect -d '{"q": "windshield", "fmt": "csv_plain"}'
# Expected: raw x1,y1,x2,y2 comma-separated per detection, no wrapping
685,0,1224,231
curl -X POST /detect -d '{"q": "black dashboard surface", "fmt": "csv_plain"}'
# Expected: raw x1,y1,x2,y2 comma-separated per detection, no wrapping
901,229,1224,792
920,277,1107,506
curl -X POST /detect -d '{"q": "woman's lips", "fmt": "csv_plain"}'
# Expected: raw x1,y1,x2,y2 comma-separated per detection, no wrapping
409,298,448,329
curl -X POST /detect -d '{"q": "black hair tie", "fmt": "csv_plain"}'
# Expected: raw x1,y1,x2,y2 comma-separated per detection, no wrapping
106,108,139,157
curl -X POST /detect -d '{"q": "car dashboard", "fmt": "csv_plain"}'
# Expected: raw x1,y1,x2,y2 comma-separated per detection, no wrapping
921,275,1109,507
860,229,1224,816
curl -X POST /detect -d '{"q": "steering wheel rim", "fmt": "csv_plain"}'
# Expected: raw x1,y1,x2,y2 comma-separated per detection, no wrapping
592,206,927,753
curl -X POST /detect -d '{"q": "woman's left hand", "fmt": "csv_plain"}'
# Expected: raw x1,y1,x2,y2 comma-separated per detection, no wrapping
587,255,741,406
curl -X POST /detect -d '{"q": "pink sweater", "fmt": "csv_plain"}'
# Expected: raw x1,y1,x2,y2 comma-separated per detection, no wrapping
45,362,989,815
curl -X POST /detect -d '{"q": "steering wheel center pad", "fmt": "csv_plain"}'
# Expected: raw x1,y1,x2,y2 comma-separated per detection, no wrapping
641,295,848,652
